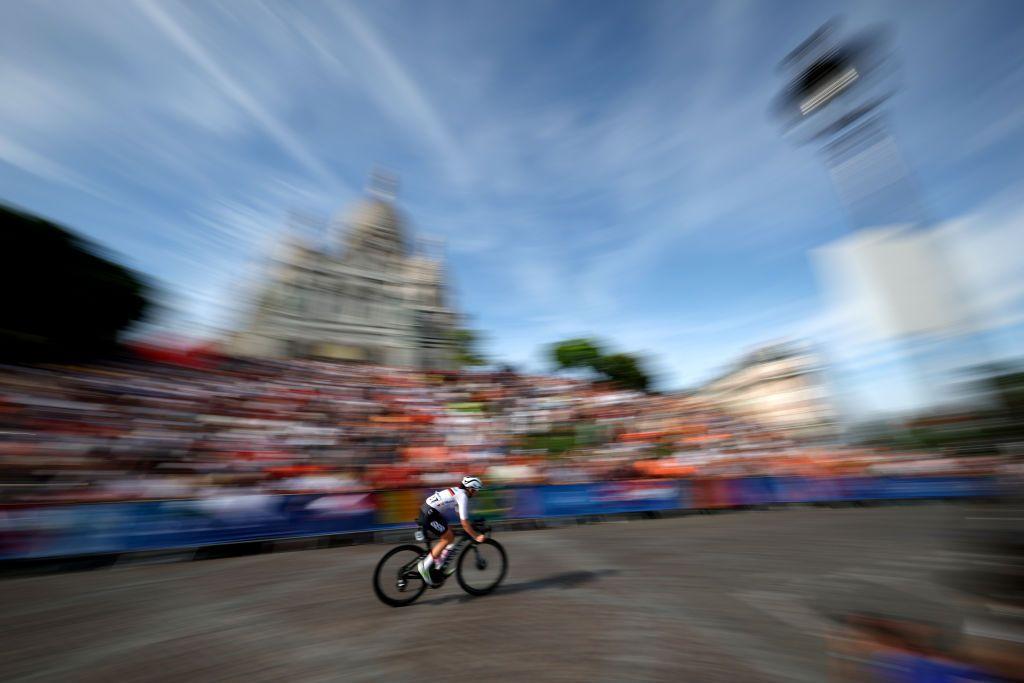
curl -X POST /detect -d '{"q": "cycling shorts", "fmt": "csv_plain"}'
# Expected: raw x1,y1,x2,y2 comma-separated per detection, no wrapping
419,504,449,537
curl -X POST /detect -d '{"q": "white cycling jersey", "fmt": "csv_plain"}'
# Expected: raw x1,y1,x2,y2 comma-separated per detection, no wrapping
425,486,469,521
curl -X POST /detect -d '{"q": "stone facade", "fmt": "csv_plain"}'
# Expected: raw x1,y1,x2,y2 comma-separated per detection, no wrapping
700,344,837,439
230,184,458,370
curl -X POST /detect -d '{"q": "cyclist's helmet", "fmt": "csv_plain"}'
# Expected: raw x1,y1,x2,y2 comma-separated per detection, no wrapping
461,476,484,491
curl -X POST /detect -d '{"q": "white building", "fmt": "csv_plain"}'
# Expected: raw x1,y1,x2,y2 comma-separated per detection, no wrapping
700,343,837,439
230,176,458,370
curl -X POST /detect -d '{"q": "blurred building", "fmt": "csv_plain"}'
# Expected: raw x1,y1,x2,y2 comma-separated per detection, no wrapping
700,343,837,439
230,175,458,369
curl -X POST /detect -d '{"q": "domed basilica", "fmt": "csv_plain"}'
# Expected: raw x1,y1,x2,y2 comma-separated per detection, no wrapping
230,174,458,370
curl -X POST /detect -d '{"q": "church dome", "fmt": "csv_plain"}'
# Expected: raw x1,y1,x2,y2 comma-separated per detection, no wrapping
343,196,409,259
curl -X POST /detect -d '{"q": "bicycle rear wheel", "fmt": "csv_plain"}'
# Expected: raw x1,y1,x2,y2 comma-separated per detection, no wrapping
373,544,428,607
456,539,507,596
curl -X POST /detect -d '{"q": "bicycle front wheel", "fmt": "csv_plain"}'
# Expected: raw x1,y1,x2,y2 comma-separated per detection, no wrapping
373,544,427,607
456,539,507,596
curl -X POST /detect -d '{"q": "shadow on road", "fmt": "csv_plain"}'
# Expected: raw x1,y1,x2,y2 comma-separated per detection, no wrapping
419,569,619,606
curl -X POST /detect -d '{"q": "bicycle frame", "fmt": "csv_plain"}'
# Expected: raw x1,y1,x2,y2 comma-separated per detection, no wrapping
408,518,488,582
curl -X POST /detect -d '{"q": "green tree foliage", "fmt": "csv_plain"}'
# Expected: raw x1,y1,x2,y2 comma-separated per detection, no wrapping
550,337,603,370
549,337,651,392
980,365,1024,418
852,363,1024,452
0,205,150,361
593,352,650,392
452,327,487,367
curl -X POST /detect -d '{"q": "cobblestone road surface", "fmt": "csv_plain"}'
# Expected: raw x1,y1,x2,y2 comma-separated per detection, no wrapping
0,505,970,682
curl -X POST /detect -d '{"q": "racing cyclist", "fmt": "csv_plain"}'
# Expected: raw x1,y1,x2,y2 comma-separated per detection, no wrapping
417,476,486,585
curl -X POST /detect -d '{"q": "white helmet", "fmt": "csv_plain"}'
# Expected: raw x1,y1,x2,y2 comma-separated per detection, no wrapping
461,475,483,490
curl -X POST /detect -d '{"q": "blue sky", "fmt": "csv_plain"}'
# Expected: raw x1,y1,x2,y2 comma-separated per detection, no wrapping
2,0,1023,407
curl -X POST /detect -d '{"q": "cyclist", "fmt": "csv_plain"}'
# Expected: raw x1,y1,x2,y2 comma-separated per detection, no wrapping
417,475,486,585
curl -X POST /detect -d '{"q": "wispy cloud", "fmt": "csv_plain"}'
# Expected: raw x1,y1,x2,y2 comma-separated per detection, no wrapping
330,3,471,187
134,0,343,189
0,134,107,199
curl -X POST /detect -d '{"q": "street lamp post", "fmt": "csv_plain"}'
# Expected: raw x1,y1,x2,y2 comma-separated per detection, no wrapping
772,19,989,417
772,19,910,230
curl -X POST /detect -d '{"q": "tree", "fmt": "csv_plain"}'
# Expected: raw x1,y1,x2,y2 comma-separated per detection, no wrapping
550,338,603,370
451,327,487,368
0,205,150,361
549,337,652,392
979,364,1024,418
593,352,650,392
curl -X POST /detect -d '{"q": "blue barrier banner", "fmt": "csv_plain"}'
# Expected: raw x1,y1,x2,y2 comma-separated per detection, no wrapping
773,476,817,503
838,476,881,501
538,484,594,517
0,492,378,560
534,481,680,517
0,477,998,560
506,486,545,519
733,477,775,506
592,481,680,514
868,476,998,500
678,480,693,511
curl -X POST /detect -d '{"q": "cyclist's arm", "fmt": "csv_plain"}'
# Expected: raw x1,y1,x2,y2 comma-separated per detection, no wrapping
457,493,485,543
460,517,485,543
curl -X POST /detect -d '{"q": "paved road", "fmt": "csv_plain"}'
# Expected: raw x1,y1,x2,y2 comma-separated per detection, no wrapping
0,505,972,682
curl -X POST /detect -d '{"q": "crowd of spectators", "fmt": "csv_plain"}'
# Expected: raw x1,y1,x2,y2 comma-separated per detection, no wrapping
0,352,1009,504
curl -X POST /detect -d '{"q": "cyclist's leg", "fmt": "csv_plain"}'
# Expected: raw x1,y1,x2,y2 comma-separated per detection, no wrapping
418,509,451,584
431,529,454,560
420,508,450,569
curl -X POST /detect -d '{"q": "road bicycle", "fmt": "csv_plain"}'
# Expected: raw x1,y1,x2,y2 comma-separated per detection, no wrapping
373,518,507,607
